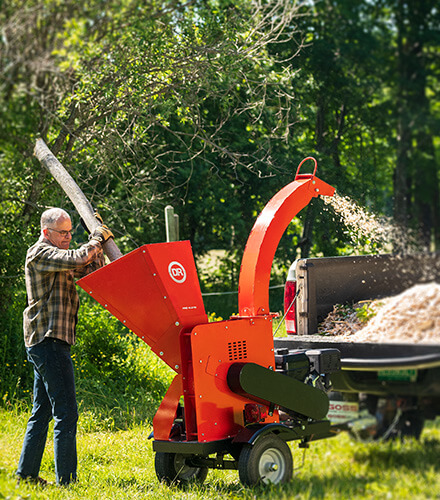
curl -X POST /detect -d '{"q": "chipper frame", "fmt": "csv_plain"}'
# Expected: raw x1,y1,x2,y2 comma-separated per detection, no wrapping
78,158,339,486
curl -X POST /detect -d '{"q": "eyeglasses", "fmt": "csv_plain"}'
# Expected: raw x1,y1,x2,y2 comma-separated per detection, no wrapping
47,228,73,237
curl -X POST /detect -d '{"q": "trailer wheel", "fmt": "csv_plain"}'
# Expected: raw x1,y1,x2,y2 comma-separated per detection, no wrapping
391,409,425,440
398,410,425,439
238,434,293,486
154,452,208,485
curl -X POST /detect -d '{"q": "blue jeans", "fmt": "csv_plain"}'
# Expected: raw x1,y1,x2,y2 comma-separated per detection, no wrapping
17,337,78,485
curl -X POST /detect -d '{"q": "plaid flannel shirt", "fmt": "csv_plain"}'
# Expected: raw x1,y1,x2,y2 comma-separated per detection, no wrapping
23,236,105,347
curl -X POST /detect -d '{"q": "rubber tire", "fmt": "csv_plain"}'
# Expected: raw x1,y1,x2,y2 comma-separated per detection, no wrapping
396,410,425,440
238,434,293,486
154,452,209,485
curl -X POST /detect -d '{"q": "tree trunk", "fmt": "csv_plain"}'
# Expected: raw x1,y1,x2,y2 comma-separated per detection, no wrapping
393,0,411,234
394,0,440,250
299,200,316,258
22,105,78,224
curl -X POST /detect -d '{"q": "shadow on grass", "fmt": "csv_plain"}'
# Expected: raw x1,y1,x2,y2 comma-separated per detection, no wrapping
71,439,440,500
188,471,374,499
72,422,440,498
184,437,440,499
352,437,440,471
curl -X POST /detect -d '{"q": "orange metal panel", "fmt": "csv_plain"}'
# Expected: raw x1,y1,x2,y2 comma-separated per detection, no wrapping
179,332,198,440
153,374,183,440
188,317,279,442
77,241,207,371
238,173,335,317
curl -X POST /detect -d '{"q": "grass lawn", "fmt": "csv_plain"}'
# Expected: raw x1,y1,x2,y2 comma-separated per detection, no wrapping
1,405,439,499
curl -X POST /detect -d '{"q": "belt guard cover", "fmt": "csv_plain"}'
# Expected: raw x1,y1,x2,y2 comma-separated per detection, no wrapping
227,362,329,420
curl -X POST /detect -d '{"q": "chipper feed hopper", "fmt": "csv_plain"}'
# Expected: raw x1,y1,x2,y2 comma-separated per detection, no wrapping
78,158,340,486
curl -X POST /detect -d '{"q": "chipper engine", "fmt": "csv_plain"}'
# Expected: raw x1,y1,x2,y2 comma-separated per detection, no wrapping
78,158,340,486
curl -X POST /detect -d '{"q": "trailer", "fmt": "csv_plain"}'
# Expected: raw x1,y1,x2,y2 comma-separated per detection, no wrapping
275,253,440,441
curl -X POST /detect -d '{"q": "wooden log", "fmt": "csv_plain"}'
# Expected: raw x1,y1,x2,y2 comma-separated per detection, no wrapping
33,138,123,262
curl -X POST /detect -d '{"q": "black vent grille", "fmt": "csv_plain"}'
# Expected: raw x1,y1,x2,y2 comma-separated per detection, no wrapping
228,340,248,361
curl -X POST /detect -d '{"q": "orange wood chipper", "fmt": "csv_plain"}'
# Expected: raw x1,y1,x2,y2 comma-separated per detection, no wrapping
78,158,340,486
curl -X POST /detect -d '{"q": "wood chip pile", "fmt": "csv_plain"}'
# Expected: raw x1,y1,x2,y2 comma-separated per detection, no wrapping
318,283,440,344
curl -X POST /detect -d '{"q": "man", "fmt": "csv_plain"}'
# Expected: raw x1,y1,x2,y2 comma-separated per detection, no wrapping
16,208,113,486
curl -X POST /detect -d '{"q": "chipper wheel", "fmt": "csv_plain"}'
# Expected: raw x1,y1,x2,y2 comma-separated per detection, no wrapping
154,452,208,486
238,434,293,486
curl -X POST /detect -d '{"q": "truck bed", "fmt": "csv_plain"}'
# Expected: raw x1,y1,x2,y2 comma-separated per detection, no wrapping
277,252,440,375
292,253,440,336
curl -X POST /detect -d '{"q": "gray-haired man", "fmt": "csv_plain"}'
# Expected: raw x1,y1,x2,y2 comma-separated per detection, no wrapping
17,208,113,486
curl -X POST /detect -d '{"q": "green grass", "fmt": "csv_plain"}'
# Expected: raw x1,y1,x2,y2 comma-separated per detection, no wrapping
2,301,439,498
1,403,439,499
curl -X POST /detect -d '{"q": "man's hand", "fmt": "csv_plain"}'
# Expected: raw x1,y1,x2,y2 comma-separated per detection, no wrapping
94,211,103,225
90,225,114,244
80,211,104,234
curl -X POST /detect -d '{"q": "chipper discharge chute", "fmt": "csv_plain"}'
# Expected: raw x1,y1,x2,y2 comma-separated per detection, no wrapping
78,157,340,487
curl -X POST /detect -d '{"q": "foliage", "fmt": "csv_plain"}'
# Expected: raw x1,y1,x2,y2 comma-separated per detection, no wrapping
1,0,303,253
0,288,33,403
355,302,381,325
73,295,174,430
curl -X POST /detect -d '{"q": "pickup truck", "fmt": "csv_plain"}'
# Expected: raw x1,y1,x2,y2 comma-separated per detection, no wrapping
275,253,440,440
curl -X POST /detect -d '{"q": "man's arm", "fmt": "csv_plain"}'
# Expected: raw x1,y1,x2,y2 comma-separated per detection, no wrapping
30,240,104,274
74,246,105,279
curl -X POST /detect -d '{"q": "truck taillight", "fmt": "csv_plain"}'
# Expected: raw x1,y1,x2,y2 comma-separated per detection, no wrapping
284,280,297,335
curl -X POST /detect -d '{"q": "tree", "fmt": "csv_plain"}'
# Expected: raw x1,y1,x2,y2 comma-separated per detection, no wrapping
269,0,440,256
393,0,440,249
0,0,304,321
